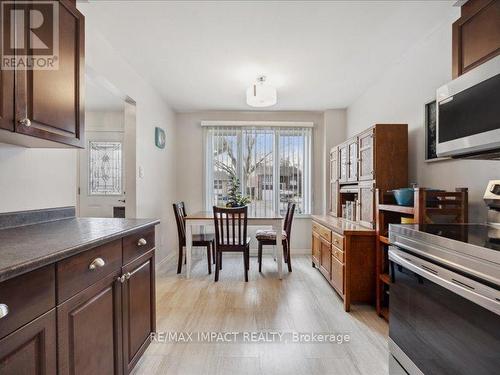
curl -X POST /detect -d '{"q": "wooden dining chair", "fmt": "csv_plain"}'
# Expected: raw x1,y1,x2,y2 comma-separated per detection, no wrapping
173,202,215,275
256,202,295,273
213,206,250,282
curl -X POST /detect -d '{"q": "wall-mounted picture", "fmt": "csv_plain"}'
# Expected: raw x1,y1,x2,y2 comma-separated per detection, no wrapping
425,99,449,162
155,127,166,149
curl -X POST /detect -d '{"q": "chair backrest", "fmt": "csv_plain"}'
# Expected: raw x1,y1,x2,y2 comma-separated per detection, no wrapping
213,206,248,247
283,202,296,241
173,202,187,245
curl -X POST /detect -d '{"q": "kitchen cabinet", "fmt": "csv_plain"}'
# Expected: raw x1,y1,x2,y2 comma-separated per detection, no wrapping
121,250,155,374
0,0,85,147
0,220,157,375
0,309,57,375
452,0,500,78
347,139,358,182
358,181,375,229
338,143,348,183
57,272,123,375
358,129,374,181
329,147,339,216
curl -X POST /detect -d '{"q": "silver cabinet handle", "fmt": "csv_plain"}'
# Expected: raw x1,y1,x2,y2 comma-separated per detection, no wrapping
137,238,147,246
89,257,105,270
118,275,126,283
0,304,8,319
18,118,31,127
125,272,131,280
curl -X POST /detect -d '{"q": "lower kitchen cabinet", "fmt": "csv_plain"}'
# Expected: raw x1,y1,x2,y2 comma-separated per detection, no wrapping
57,272,123,375
0,309,57,375
122,250,155,373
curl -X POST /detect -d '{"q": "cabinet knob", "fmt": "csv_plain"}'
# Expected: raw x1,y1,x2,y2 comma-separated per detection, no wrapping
18,118,31,127
88,257,105,270
125,272,131,280
137,238,147,247
0,304,8,319
118,275,126,283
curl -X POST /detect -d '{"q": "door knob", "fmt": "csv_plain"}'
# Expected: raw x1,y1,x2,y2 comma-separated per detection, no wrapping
18,118,31,127
0,304,8,319
88,257,105,270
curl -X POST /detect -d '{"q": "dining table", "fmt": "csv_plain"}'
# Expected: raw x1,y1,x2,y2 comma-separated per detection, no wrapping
184,210,285,279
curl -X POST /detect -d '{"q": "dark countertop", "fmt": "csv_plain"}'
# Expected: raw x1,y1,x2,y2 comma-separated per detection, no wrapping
0,217,159,282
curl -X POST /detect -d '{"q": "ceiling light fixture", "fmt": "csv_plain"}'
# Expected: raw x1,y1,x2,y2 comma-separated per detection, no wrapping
246,76,277,107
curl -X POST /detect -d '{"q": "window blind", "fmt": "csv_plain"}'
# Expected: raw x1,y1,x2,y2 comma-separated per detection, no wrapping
204,126,312,216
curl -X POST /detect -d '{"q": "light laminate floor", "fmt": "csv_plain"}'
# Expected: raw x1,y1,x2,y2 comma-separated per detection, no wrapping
132,254,389,375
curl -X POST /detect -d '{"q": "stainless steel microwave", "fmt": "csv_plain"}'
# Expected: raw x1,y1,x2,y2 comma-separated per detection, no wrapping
436,55,500,159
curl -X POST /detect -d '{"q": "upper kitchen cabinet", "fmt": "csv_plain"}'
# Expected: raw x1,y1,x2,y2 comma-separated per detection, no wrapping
0,0,85,148
452,0,500,78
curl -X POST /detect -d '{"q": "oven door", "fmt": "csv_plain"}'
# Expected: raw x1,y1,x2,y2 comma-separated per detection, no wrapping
388,248,500,375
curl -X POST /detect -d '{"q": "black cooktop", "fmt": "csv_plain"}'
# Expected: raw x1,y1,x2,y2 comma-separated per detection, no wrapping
413,223,500,251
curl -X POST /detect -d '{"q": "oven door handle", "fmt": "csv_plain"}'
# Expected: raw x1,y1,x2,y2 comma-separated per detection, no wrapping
389,249,500,316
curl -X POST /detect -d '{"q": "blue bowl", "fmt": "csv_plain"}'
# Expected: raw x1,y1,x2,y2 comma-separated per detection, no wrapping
392,188,414,206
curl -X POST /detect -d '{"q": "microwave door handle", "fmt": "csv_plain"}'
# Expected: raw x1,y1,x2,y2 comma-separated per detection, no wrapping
389,250,500,316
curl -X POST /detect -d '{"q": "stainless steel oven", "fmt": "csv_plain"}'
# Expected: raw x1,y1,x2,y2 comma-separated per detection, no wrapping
436,55,500,159
388,224,500,375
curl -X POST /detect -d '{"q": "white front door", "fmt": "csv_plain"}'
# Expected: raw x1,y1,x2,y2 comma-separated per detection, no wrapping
79,131,126,218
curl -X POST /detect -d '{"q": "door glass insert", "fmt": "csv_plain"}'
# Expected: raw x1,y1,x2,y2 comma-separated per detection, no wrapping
88,141,123,195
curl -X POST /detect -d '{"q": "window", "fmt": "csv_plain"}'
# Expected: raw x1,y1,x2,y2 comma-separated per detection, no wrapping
204,126,312,215
88,141,123,195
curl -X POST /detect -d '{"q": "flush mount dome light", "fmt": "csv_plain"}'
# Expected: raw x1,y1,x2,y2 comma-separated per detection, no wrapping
246,76,277,107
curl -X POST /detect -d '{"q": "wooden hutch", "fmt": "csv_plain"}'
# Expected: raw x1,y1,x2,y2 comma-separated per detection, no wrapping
312,124,408,311
375,187,469,320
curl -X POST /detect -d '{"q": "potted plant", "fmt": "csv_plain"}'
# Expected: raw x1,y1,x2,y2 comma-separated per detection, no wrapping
226,174,251,208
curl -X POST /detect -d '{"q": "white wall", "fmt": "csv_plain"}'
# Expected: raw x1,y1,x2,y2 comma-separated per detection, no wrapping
79,4,178,262
175,110,346,252
346,9,496,222
0,145,76,213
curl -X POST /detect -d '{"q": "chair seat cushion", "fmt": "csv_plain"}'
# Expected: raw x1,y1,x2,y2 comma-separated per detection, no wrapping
255,229,287,241
192,233,215,244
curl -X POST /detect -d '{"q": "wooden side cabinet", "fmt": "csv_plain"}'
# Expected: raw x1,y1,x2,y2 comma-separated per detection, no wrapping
0,0,85,147
0,309,57,375
122,250,155,374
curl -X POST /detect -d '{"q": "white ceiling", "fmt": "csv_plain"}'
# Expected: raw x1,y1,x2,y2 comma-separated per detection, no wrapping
83,1,456,112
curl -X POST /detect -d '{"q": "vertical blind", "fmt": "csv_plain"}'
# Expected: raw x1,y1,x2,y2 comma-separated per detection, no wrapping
204,126,312,216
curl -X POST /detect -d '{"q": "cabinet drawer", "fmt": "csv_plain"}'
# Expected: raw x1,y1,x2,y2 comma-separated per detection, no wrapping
331,256,344,294
0,265,55,339
331,231,344,250
332,246,344,263
57,240,122,303
123,227,155,264
312,222,331,243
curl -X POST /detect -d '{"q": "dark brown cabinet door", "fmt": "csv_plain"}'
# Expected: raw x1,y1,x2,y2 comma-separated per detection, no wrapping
0,0,14,131
358,130,374,181
122,250,155,374
338,143,348,183
57,272,123,375
14,0,85,147
329,147,339,216
358,182,375,228
0,309,56,375
347,138,358,182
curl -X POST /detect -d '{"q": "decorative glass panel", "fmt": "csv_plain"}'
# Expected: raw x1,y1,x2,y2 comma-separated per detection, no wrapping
88,141,123,195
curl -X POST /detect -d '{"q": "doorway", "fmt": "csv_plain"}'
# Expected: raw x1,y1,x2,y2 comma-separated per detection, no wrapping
77,68,137,218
